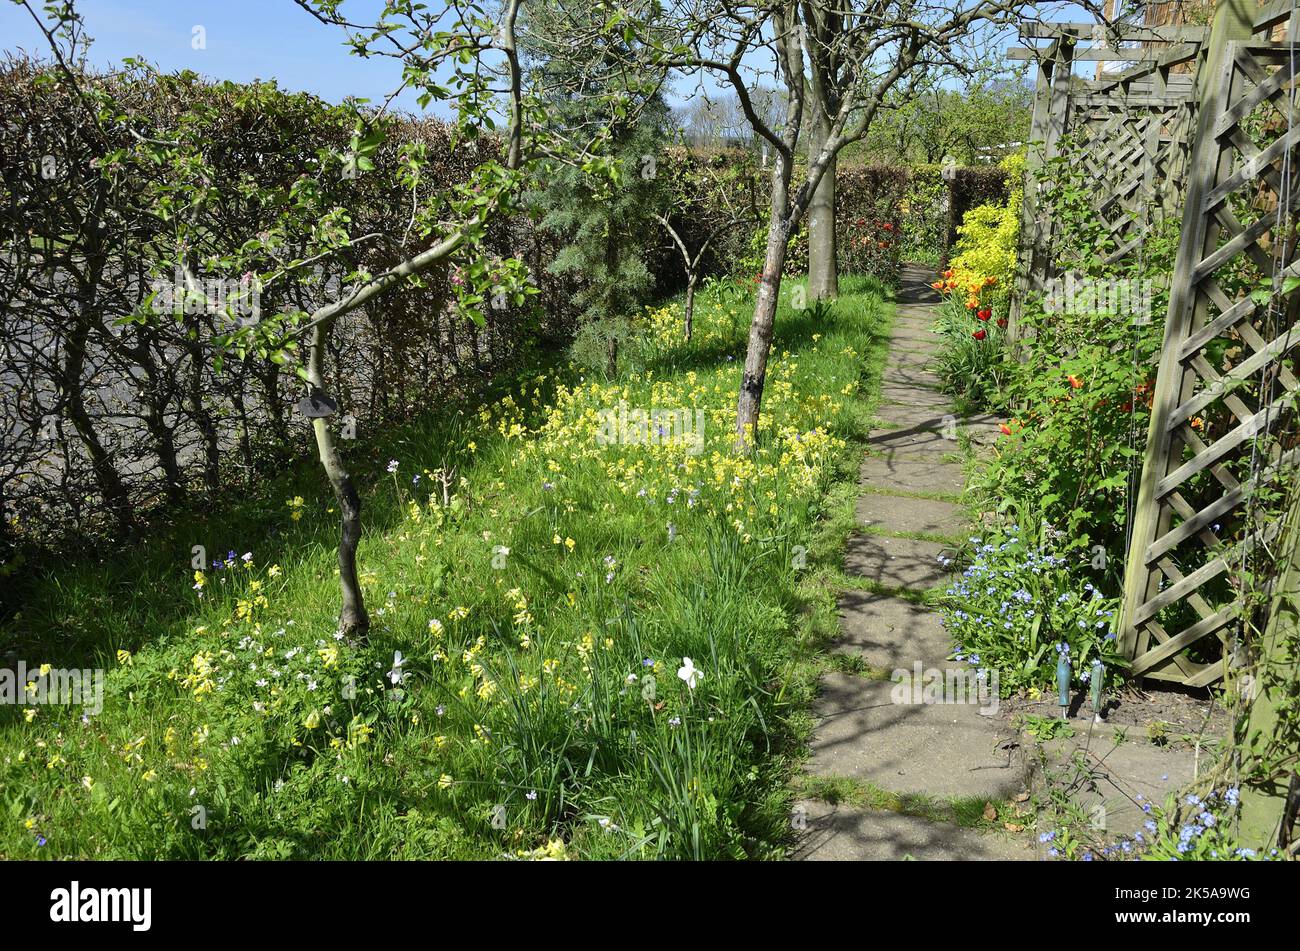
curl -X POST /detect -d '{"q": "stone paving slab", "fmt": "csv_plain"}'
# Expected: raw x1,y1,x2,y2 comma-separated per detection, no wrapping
843,534,953,589
859,455,965,496
835,590,954,669
882,365,943,389
1029,732,1197,841
887,350,934,369
866,424,956,454
887,334,937,351
793,801,1036,860
880,383,949,407
855,492,966,539
808,674,1022,800
874,403,958,433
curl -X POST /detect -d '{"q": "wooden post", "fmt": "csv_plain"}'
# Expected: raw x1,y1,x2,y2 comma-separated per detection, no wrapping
1008,38,1072,347
1239,484,1300,849
1118,0,1259,668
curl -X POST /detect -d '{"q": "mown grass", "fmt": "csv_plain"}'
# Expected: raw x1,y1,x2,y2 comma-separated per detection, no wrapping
0,275,891,860
792,774,1015,831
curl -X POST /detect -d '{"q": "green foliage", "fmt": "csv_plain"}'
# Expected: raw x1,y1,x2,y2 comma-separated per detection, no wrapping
834,165,909,283
567,316,653,379
976,311,1160,558
933,295,1012,411
859,79,1032,167
531,109,668,323
737,219,808,279
0,278,893,859
940,514,1125,696
899,167,947,265
1052,786,1282,861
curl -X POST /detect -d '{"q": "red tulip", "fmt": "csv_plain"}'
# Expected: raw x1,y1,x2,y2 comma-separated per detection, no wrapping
996,318,1008,328
972,329,987,340
999,423,1012,436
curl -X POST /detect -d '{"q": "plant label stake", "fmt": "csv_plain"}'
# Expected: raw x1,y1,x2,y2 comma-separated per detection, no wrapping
1091,659,1104,723
1056,649,1071,720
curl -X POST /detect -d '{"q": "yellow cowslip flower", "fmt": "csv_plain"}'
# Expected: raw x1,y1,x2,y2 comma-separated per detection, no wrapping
564,537,575,551
304,710,321,730
38,663,52,676
347,720,374,748
552,533,561,545
24,708,37,723
141,769,158,782
267,564,281,577
437,774,454,790
193,570,205,588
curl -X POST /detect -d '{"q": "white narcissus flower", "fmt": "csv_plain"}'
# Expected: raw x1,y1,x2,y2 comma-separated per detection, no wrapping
677,657,702,690
388,651,406,685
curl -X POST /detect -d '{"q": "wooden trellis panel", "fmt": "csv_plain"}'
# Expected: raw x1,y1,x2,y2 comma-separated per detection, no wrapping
1121,26,1300,686
1067,84,1197,262
1007,25,1205,342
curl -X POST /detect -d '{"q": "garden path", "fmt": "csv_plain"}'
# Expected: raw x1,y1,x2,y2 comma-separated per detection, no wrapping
793,265,1036,861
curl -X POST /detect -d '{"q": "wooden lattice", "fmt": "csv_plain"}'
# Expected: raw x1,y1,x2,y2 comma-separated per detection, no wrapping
1121,33,1300,686
1009,24,1205,340
1068,90,1196,259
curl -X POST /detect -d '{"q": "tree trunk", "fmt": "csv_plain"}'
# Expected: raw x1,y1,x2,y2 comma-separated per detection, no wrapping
605,333,618,379
806,108,839,300
307,322,369,640
735,209,791,450
684,275,697,341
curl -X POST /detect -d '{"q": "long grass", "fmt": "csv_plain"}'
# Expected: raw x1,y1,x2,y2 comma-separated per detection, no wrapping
0,276,891,859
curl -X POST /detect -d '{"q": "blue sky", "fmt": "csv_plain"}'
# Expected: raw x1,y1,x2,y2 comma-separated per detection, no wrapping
0,1,423,106
0,0,1103,114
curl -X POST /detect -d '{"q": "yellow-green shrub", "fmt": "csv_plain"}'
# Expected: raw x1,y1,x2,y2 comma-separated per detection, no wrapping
946,152,1024,298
